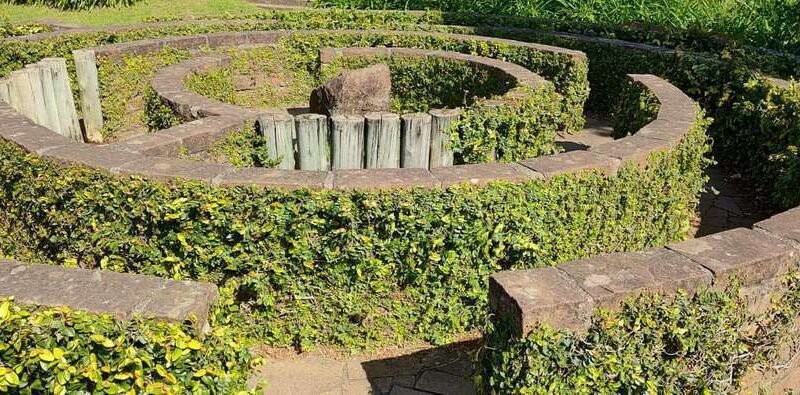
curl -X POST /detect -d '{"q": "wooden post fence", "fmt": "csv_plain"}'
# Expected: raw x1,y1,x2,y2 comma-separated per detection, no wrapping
365,112,401,169
429,108,460,168
400,112,432,169
73,49,104,143
331,114,365,170
42,58,83,143
258,112,296,170
295,113,330,171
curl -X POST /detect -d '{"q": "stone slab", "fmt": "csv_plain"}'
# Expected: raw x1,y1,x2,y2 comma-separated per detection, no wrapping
559,248,712,309
114,157,233,183
333,168,440,190
636,119,693,143
489,267,594,336
518,150,620,179
0,260,217,332
110,133,183,156
414,370,475,395
755,207,800,247
431,163,541,187
161,116,248,153
588,134,672,166
215,167,328,190
668,228,798,286
43,144,142,169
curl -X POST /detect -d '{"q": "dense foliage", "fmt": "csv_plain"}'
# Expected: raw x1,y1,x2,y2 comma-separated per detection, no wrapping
2,0,142,11
612,78,661,138
0,110,709,349
481,272,800,393
0,21,49,38
0,298,257,393
315,0,800,56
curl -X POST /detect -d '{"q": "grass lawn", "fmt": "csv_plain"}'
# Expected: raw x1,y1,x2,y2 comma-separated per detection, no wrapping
0,0,261,26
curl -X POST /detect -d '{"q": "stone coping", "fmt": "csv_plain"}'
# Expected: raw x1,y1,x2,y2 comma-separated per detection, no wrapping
0,260,218,333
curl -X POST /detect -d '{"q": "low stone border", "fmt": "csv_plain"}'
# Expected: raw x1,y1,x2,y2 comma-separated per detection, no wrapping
0,260,218,333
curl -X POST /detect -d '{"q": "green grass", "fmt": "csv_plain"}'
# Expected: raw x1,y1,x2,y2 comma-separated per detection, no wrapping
0,0,259,26
315,0,800,54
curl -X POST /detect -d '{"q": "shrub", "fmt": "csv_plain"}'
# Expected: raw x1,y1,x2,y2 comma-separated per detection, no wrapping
480,272,800,393
0,298,257,393
612,78,661,139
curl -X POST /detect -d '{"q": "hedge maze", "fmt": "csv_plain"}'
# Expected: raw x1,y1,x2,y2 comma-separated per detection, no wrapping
0,8,798,393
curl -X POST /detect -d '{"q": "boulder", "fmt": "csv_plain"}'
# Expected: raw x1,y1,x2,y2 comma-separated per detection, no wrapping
310,64,391,116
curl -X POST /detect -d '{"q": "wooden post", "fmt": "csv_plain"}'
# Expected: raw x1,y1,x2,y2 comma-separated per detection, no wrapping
42,58,83,143
257,112,295,170
9,70,37,121
73,49,104,143
0,79,9,105
365,112,401,169
401,112,432,169
295,113,330,171
24,66,49,126
34,64,63,133
330,115,365,170
429,109,460,168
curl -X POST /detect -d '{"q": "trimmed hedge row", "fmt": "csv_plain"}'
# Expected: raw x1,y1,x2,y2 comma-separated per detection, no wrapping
480,272,800,393
0,105,710,349
0,298,257,393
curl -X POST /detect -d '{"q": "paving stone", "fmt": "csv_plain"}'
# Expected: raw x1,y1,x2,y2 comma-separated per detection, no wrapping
588,134,671,165
431,163,541,186
161,116,247,153
0,260,216,332
110,133,183,156
414,370,475,395
0,119,72,154
756,207,800,247
43,144,142,169
436,359,475,378
114,157,233,182
215,167,328,190
636,119,693,143
252,355,344,395
392,375,417,388
668,228,798,286
559,248,712,309
489,267,594,336
333,168,440,190
389,386,431,395
518,150,620,179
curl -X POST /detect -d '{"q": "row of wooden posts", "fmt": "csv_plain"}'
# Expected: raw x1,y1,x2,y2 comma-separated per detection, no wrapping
0,50,104,144
258,109,461,171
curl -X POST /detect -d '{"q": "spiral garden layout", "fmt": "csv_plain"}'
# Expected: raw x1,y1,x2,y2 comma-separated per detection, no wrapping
0,6,798,394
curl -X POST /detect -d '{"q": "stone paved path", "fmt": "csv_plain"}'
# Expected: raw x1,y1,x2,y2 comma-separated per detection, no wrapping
249,118,773,395
250,340,479,394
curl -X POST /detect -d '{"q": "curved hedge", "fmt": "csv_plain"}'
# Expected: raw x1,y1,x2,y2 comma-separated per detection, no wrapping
0,91,710,351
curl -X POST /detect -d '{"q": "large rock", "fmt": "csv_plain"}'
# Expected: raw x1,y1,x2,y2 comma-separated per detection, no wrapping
310,64,391,116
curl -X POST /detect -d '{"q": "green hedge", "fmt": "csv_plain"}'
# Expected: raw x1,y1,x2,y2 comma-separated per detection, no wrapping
612,78,661,139
0,108,710,349
480,272,800,393
0,298,256,393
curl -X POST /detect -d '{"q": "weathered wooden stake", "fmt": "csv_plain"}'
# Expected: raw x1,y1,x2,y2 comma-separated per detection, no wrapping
73,49,104,143
401,112,432,169
0,79,10,105
35,64,63,133
257,112,296,170
331,115,365,170
8,71,32,116
24,66,49,126
42,58,83,143
295,113,330,171
365,112,401,169
429,108,460,168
